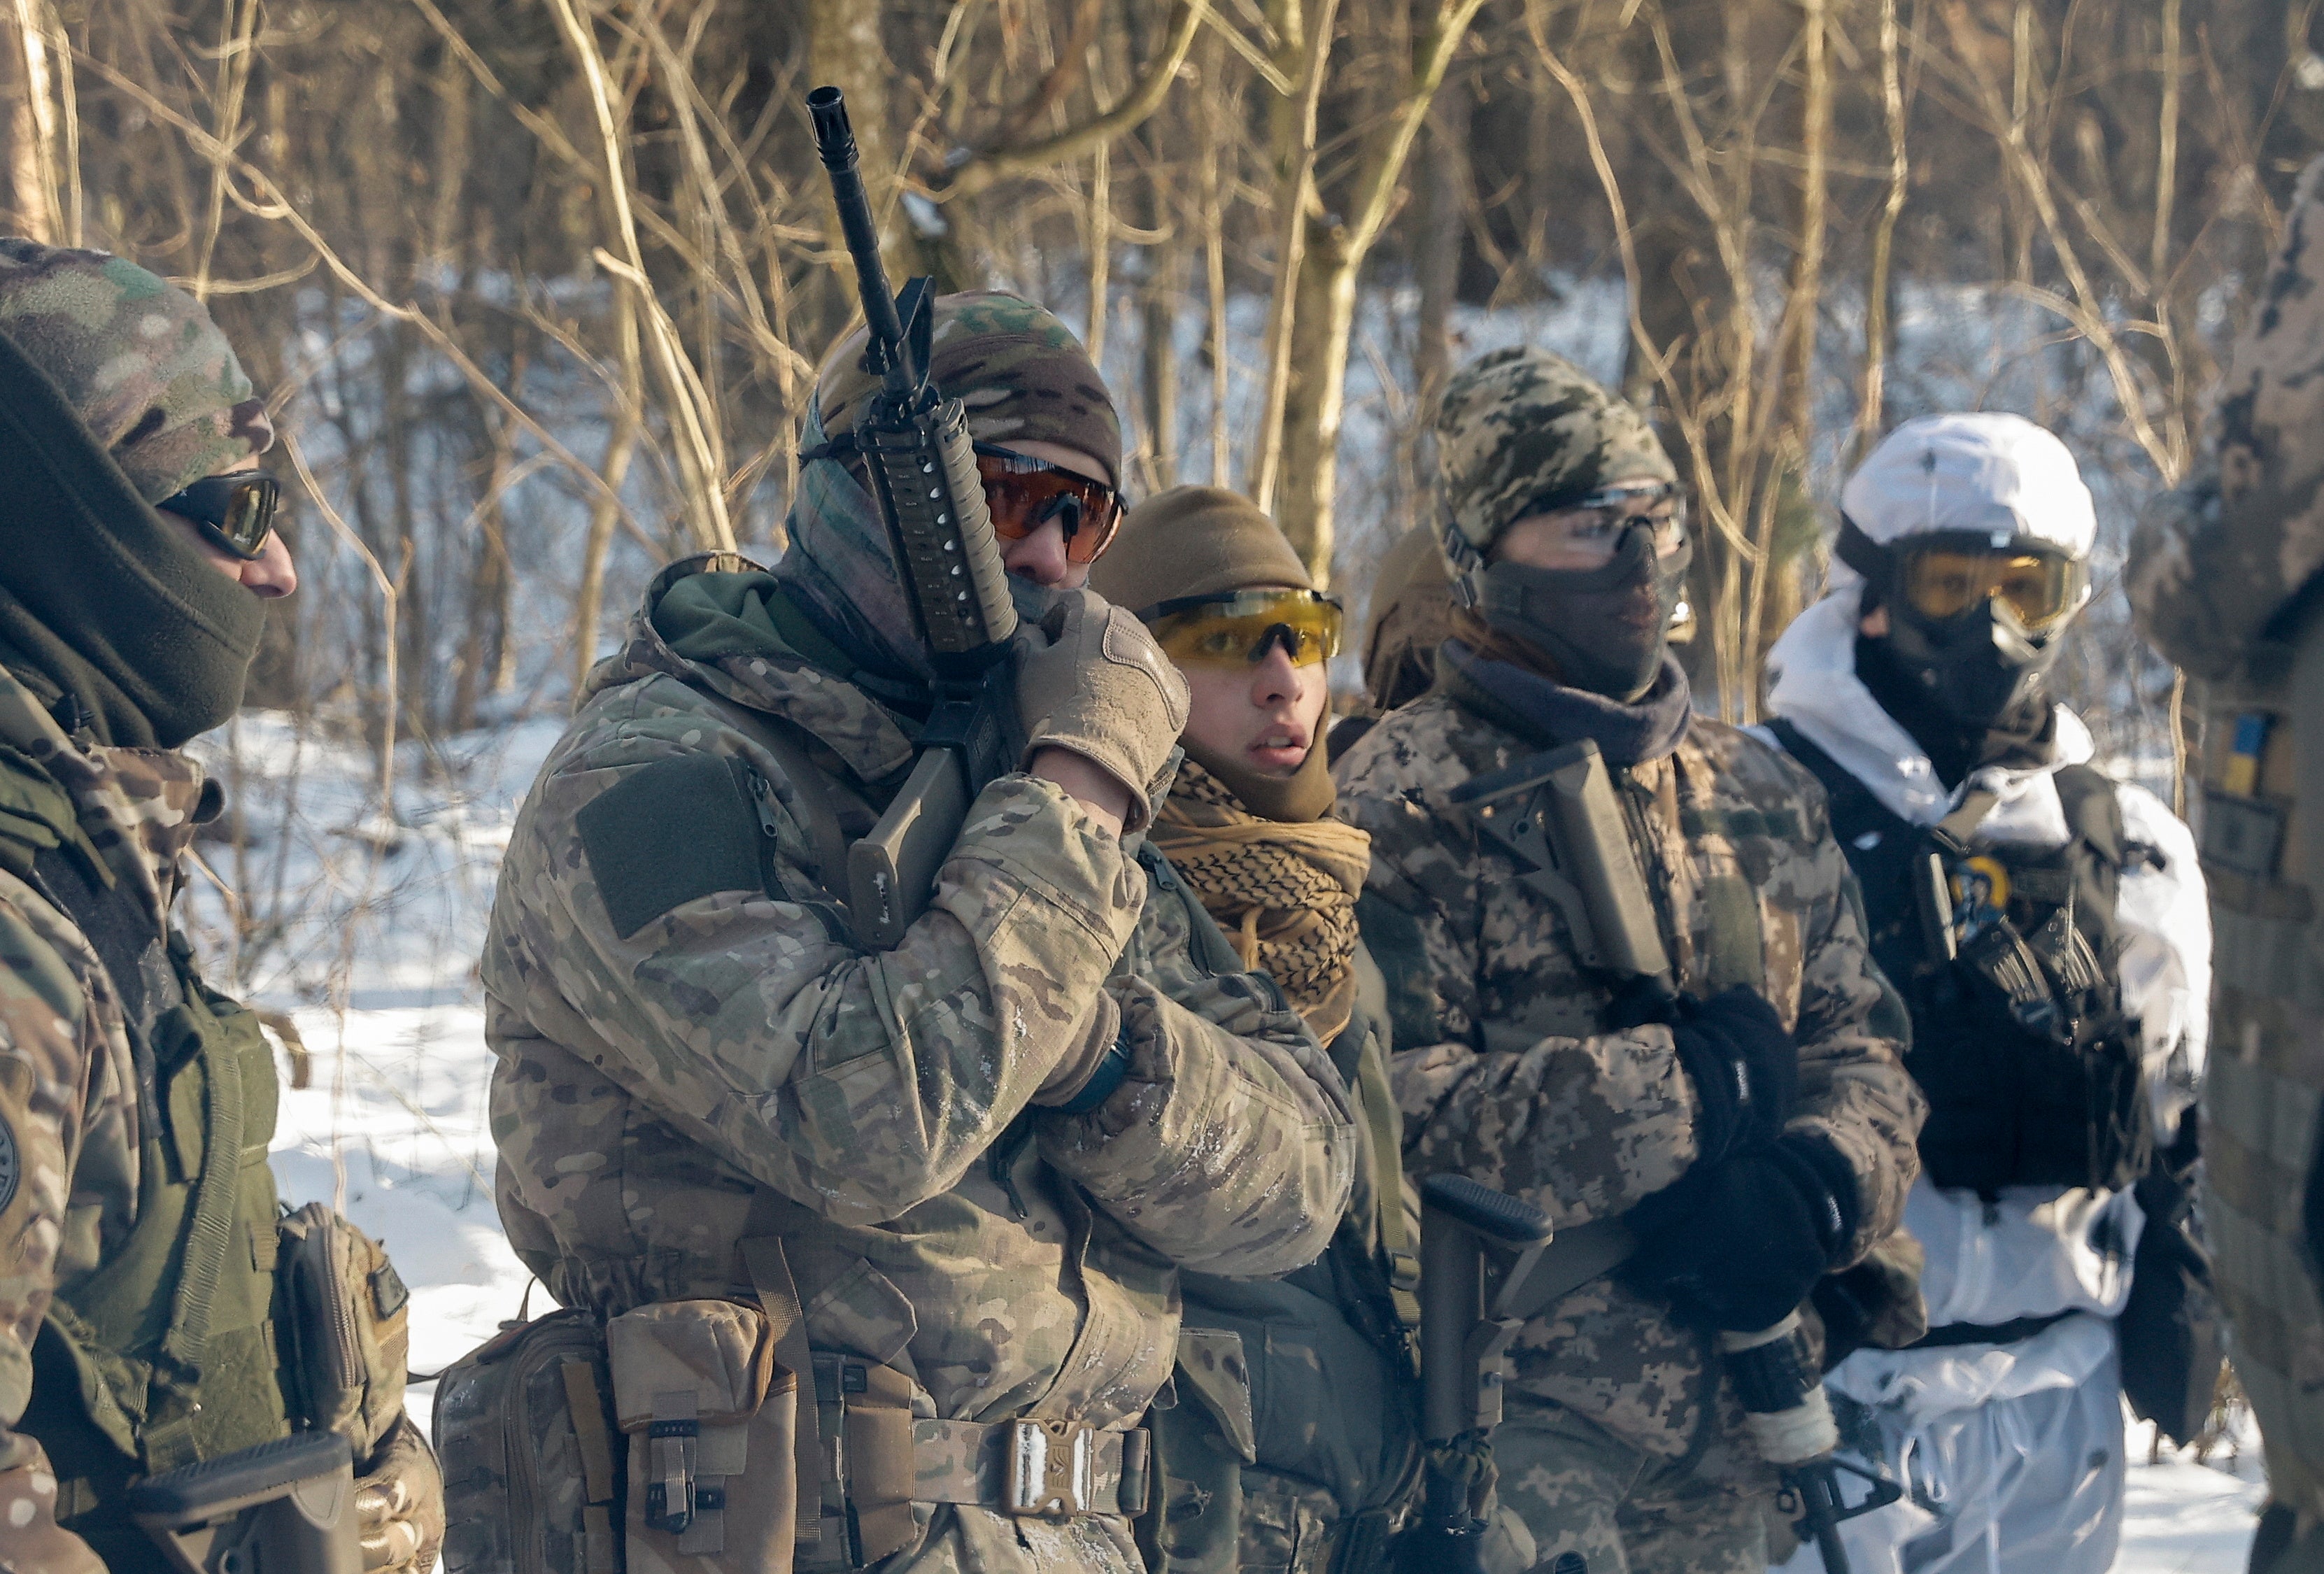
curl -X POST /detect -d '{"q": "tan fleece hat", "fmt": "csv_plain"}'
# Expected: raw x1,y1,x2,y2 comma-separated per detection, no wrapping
1089,485,1311,612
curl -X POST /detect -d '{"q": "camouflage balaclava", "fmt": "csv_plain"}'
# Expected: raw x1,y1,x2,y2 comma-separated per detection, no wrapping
1436,346,1686,699
773,290,1119,685
0,241,273,748
815,289,1121,485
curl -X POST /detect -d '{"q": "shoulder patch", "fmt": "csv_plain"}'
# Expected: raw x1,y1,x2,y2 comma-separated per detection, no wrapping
575,753,770,939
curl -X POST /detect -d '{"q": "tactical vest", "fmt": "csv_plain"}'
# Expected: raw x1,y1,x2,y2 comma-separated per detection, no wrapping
1769,721,2152,1195
0,767,290,1574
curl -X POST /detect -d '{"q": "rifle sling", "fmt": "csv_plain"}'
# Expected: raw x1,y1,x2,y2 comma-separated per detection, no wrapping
1492,1217,1639,1324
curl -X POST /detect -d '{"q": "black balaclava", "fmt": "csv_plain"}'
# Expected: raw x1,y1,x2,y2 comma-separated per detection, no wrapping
1473,518,1694,701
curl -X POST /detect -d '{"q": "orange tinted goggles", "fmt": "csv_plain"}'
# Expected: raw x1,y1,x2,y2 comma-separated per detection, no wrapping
974,444,1124,565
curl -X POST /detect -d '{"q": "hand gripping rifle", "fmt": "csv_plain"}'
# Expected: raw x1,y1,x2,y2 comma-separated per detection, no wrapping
808,86,1026,948
1447,739,1900,1574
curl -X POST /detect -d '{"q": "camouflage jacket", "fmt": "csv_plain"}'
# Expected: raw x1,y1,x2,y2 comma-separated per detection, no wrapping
0,671,241,1478
2130,157,2324,676
1333,679,1921,1473
484,556,1355,1573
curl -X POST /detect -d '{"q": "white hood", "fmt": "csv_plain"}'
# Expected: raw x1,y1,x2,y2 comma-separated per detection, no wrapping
1762,582,2090,839
1766,586,2213,1342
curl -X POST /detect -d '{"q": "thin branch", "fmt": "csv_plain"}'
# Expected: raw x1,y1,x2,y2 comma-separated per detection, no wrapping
947,0,1208,199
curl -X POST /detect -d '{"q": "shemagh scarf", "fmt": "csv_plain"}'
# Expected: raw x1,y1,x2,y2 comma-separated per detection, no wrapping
1148,755,1372,1043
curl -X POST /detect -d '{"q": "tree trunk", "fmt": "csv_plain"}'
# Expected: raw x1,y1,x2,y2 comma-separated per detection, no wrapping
1268,0,1484,581
802,0,948,307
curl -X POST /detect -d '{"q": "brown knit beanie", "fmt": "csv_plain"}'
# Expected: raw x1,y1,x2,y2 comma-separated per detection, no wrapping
816,289,1121,485
1089,485,1312,611
1093,485,1335,821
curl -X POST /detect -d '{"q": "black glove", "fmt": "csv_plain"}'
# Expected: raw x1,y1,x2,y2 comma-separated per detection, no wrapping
1624,1131,1859,1332
1667,987,1799,1167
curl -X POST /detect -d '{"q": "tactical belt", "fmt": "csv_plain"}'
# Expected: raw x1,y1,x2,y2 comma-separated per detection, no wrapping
904,1410,1148,1517
795,1354,1148,1571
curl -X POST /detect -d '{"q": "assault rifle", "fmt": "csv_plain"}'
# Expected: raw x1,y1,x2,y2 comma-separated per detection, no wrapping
1450,739,1901,1574
131,1431,360,1574
807,86,1025,948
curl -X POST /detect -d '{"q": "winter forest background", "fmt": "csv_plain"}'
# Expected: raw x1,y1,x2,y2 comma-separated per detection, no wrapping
3,0,2317,1564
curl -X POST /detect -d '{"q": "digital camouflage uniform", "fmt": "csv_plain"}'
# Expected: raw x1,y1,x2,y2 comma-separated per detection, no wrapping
1335,349,1922,1574
484,553,1356,1574
2127,154,2324,1572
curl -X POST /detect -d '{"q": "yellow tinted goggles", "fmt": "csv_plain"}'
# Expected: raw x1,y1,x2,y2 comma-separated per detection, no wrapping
1901,547,2083,632
1143,588,1345,669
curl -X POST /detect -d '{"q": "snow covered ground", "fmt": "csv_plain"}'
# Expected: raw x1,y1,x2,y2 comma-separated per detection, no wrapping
189,711,2269,1571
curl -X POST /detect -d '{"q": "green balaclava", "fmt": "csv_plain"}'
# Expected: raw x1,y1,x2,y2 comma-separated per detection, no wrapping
1090,485,1336,821
0,240,274,748
1435,346,1687,700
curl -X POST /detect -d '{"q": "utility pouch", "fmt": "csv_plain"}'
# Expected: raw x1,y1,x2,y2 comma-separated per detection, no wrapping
434,1304,625,1574
607,1299,798,1574
276,1202,413,1461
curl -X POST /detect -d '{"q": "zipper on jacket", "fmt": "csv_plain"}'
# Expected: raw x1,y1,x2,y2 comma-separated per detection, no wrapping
318,1226,364,1391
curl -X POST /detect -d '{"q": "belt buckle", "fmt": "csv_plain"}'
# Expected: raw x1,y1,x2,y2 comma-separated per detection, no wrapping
1005,1418,1093,1517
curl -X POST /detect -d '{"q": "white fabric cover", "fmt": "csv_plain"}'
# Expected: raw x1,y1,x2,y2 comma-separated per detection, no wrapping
1774,1328,2127,1574
1760,592,2210,1574
1839,413,2098,558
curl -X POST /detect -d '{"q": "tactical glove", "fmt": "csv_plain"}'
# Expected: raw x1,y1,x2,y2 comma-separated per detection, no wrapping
355,1414,445,1574
1013,589,1189,832
0,1459,103,1574
1624,1131,1859,1332
1668,986,1799,1168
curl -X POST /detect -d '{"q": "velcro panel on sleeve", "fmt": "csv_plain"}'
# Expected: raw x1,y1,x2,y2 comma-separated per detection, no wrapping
576,753,767,939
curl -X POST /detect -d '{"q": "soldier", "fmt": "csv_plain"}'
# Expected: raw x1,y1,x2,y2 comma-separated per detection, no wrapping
1089,487,1424,1573
1333,346,1923,1573
1763,413,2212,1574
0,241,442,1573
481,292,1355,1574
2127,154,2324,1574
1326,521,1455,761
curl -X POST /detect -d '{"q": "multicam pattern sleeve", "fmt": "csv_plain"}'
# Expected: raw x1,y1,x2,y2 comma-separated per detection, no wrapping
1040,868,1355,1279
2129,155,2324,674
0,885,107,1477
488,677,1150,1228
489,665,1353,1265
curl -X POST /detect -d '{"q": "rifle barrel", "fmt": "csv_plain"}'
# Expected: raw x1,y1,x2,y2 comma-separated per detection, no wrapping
806,86,909,360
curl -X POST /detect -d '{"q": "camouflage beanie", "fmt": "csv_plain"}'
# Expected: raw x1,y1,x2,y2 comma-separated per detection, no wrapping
1434,346,1675,559
815,289,1121,485
0,239,274,503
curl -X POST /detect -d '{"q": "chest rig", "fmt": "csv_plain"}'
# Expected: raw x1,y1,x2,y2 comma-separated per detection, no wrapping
0,756,290,1574
1769,721,2151,1196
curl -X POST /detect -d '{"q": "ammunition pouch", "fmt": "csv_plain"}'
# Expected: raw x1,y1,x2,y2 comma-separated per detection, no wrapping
436,1284,1149,1574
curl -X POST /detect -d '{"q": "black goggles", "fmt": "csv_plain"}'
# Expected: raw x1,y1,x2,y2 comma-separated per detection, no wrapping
155,473,281,560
